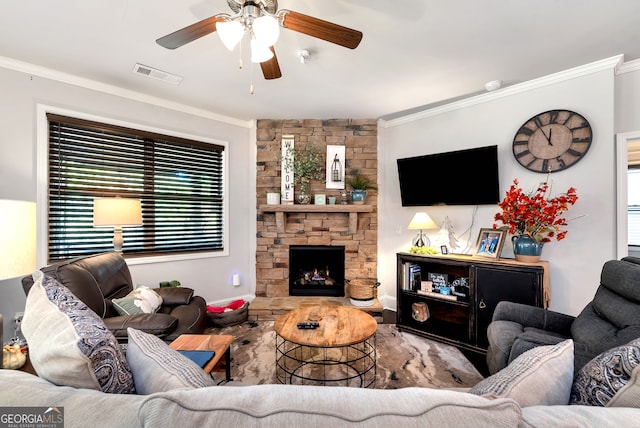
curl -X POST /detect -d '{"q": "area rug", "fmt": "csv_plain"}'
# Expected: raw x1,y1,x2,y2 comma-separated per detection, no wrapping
207,321,485,389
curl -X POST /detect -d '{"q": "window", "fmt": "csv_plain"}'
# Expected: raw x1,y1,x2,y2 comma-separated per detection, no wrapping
47,113,225,261
629,168,640,247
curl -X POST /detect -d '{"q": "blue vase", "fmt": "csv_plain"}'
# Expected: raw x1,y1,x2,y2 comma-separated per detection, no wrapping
512,235,543,262
350,189,368,204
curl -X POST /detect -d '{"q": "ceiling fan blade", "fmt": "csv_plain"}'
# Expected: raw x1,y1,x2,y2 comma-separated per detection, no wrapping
156,15,226,49
260,47,282,80
280,10,363,49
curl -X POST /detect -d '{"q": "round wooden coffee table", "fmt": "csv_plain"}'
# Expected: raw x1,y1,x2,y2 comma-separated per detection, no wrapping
274,305,377,387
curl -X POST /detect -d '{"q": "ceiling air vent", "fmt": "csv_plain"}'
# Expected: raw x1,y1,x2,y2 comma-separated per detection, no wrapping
132,63,183,85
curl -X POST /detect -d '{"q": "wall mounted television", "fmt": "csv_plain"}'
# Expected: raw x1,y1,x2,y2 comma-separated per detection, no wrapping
397,145,500,206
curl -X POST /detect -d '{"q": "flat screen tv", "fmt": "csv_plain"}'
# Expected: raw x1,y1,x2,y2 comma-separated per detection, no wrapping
397,145,500,206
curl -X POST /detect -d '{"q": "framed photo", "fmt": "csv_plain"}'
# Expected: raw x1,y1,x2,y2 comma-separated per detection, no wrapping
440,245,448,255
473,228,506,259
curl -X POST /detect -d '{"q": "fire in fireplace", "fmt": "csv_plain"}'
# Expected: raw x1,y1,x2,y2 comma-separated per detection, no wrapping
289,245,345,297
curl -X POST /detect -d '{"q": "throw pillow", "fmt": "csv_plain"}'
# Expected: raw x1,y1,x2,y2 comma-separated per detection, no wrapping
570,337,640,406
607,364,640,408
21,271,135,394
468,339,574,407
112,286,163,316
126,327,216,395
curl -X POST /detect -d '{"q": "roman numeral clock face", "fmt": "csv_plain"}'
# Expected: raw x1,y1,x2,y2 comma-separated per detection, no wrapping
512,110,592,173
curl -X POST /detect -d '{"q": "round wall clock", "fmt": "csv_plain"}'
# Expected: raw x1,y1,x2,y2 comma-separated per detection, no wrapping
512,109,592,173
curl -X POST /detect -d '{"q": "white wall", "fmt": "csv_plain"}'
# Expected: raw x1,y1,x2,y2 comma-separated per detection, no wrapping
0,64,256,341
377,57,622,317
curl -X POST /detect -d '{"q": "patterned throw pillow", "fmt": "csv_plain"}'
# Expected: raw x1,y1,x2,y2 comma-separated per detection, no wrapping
469,339,574,407
126,327,216,395
113,286,163,315
21,271,135,394
570,337,640,406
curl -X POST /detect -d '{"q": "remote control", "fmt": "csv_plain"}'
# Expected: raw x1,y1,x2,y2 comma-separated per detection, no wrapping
297,321,319,329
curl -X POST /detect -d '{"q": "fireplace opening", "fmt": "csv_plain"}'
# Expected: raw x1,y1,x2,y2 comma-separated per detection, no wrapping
289,245,345,297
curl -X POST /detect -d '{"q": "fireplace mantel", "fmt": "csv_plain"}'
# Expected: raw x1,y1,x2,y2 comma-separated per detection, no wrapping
258,204,374,234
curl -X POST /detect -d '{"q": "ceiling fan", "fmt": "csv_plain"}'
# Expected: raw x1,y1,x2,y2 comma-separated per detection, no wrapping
156,0,363,80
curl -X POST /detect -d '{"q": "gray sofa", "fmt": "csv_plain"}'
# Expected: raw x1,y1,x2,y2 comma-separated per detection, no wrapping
6,254,640,426
5,313,640,427
2,369,639,428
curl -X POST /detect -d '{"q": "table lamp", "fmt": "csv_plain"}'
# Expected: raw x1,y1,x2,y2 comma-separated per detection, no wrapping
93,197,142,253
408,212,438,247
0,199,37,367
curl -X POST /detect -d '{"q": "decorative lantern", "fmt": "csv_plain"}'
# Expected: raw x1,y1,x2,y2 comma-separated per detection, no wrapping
331,154,342,182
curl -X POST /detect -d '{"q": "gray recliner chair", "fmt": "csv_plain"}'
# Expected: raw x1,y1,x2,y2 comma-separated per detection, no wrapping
486,256,640,375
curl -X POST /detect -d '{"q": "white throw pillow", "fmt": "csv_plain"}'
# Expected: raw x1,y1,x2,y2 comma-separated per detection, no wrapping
112,286,163,316
126,327,216,395
468,339,574,407
21,271,135,393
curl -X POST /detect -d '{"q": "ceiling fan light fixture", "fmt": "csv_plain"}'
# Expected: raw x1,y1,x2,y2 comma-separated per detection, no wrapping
252,15,280,47
217,20,244,51
250,39,273,63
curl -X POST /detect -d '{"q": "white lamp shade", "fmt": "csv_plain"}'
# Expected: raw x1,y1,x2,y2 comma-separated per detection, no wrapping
250,39,274,63
252,15,279,47
0,200,36,280
408,212,438,230
216,20,244,51
93,198,142,227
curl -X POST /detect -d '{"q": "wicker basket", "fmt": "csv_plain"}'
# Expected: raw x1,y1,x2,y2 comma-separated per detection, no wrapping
347,281,379,301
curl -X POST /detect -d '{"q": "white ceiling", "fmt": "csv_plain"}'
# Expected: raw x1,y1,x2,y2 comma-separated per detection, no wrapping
1,0,640,121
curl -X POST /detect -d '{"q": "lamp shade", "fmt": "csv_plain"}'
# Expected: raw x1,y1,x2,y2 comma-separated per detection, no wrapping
93,198,142,227
408,212,437,230
0,200,36,280
216,20,245,51
252,15,279,47
250,38,274,63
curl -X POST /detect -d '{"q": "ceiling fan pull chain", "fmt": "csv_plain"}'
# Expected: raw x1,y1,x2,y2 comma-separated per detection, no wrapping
249,60,255,95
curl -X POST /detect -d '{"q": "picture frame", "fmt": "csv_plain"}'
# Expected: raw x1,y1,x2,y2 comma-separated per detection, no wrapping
473,228,506,259
440,245,448,255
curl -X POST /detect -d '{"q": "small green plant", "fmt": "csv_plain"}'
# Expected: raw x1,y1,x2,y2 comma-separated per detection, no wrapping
283,145,324,185
346,172,377,190
159,280,181,287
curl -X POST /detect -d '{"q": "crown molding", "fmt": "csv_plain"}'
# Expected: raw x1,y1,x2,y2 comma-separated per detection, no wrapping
617,57,640,74
0,55,253,129
380,55,624,128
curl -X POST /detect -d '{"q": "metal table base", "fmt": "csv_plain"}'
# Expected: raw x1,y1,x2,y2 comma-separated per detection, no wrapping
275,333,376,388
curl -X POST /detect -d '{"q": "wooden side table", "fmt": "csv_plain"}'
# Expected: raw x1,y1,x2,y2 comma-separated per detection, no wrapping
169,334,234,381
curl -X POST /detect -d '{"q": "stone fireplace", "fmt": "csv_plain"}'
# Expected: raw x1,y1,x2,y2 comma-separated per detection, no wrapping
255,119,378,298
289,245,345,297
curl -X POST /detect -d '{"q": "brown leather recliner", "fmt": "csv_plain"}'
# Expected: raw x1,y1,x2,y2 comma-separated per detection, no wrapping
22,252,208,342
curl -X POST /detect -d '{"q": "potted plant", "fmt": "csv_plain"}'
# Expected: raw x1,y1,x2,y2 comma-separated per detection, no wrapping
346,172,377,204
266,190,281,205
493,177,579,262
283,145,324,204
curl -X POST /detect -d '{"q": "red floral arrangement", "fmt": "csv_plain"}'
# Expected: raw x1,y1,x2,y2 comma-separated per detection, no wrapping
493,178,578,243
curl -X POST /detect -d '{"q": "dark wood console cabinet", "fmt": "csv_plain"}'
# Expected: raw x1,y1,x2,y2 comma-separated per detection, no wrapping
396,252,548,355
